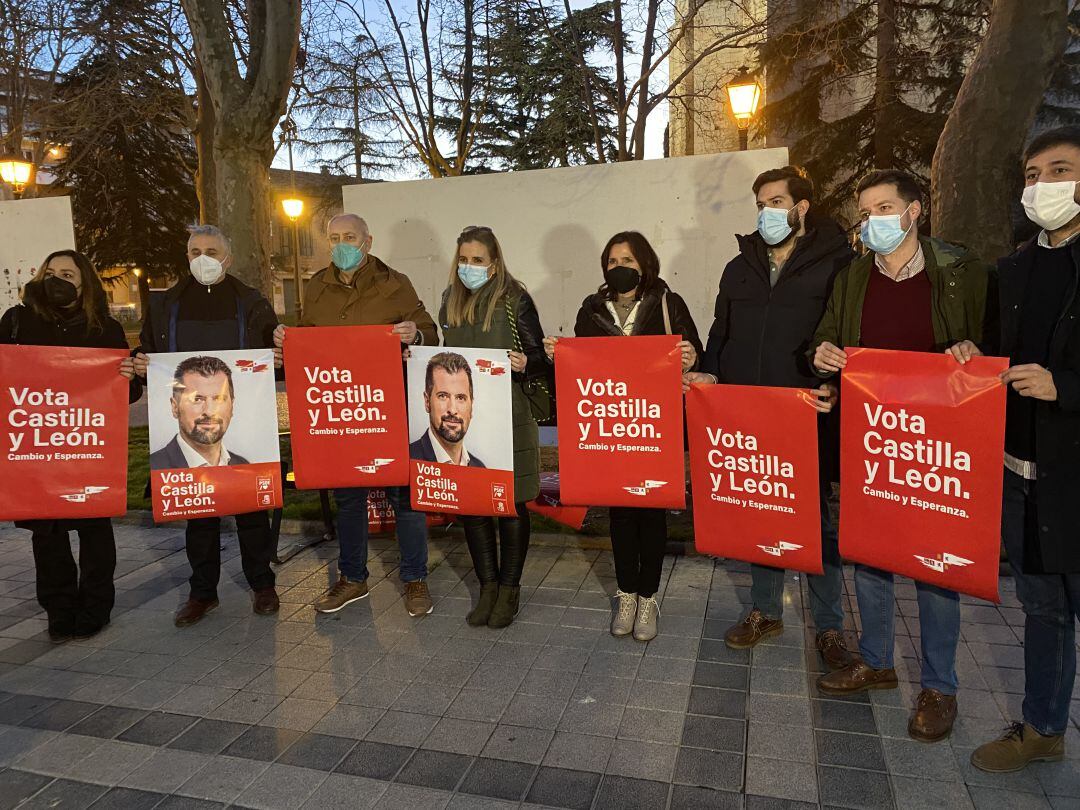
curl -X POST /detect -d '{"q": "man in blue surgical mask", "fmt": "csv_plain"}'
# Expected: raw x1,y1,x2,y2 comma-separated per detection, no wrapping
685,165,855,675
273,212,438,619
809,169,991,745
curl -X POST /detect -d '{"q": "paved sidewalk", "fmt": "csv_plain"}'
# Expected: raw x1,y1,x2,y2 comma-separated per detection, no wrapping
0,522,1075,809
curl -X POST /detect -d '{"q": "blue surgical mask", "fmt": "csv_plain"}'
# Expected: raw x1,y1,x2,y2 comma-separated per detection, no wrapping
457,263,492,291
332,242,364,271
860,204,914,255
757,206,795,246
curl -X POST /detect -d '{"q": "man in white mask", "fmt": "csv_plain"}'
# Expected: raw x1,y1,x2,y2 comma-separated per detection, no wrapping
133,224,281,627
966,126,1080,773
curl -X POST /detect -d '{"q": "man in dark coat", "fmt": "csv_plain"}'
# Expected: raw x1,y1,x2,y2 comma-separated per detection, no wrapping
685,165,855,673
133,224,279,627
971,126,1080,773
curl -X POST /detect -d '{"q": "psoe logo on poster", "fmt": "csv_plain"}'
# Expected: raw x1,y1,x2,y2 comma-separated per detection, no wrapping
234,359,270,373
59,486,110,503
623,480,667,496
914,552,973,573
356,458,395,474
475,359,507,376
758,541,803,558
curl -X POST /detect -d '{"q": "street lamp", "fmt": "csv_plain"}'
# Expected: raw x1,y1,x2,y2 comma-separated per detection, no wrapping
281,196,304,320
725,68,763,151
0,156,35,197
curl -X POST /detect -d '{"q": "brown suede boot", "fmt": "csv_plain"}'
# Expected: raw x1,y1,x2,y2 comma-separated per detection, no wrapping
971,723,1065,773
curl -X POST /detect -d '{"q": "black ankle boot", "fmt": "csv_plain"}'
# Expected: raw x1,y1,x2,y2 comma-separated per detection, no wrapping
488,586,520,628
468,584,498,626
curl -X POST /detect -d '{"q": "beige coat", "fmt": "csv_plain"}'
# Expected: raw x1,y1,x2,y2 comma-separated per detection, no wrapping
300,255,438,344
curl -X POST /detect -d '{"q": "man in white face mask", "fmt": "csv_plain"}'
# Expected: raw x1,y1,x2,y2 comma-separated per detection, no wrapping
968,126,1080,774
132,224,281,628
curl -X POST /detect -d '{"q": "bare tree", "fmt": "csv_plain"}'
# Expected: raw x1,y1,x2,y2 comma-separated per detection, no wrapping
932,0,1069,261
180,0,301,292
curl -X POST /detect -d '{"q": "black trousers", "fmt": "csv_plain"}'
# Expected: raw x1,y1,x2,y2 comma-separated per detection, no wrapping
31,519,116,631
462,502,531,587
186,511,275,600
609,506,667,598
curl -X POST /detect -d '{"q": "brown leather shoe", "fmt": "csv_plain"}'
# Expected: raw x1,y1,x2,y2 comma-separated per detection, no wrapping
404,580,433,616
817,660,898,696
174,597,219,627
816,629,855,672
253,587,280,616
724,609,783,649
908,688,957,742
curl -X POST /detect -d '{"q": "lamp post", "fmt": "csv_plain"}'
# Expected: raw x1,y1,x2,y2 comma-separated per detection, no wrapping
0,156,35,198
725,68,763,151
279,118,304,319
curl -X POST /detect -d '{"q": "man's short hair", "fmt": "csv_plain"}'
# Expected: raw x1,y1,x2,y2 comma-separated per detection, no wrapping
424,352,473,397
1025,126,1080,164
856,169,923,205
187,223,231,254
172,355,235,400
326,213,370,238
752,165,814,204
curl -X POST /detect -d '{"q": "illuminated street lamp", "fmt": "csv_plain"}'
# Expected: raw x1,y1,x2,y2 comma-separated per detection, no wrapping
725,68,763,151
280,195,304,318
0,156,35,197
281,197,304,221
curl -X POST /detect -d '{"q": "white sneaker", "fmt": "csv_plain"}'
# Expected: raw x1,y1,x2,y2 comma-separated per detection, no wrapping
633,596,660,642
610,590,638,636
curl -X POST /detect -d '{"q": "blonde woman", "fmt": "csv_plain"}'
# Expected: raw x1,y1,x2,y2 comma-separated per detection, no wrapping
438,226,548,627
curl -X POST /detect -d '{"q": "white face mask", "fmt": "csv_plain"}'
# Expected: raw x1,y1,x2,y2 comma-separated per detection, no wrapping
190,254,225,285
1021,181,1080,231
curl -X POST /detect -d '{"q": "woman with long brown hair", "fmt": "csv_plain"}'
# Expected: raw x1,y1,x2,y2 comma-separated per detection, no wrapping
544,231,702,641
438,225,548,627
0,250,138,641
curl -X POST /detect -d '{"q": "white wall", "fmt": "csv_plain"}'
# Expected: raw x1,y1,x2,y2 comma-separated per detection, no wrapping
0,197,76,313
342,148,788,340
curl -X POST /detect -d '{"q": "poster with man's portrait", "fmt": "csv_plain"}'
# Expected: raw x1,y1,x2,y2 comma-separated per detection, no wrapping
406,346,514,516
147,349,282,522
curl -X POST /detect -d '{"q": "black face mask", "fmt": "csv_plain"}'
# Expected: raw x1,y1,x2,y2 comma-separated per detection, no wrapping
606,265,641,295
43,275,79,308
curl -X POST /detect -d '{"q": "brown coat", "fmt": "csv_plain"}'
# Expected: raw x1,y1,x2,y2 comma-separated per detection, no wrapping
300,255,438,344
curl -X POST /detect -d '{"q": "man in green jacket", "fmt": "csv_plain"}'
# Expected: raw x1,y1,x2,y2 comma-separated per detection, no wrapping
809,169,991,745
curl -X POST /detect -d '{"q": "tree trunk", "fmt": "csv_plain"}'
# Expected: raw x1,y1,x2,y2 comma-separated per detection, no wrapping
613,1,628,161
194,62,219,223
932,0,1068,261
873,0,898,168
214,138,275,295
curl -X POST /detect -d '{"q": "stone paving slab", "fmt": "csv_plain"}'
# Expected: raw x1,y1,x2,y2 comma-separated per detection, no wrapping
0,521,1076,809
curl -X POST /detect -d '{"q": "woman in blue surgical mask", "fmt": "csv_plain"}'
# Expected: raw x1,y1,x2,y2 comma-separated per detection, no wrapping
438,226,549,629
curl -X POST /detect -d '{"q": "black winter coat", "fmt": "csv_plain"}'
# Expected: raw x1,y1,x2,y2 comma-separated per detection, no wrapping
995,237,1080,573
701,218,853,388
573,282,704,360
0,299,140,533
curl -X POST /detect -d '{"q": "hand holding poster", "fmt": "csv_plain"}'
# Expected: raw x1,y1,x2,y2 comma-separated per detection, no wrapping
840,348,1007,601
554,335,685,508
0,345,129,520
283,325,408,489
407,347,515,517
687,384,822,573
148,350,282,522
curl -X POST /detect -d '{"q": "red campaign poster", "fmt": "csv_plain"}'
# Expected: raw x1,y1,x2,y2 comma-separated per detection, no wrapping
283,325,409,489
526,473,589,531
406,346,515,517
555,335,685,508
840,347,1007,602
367,488,452,533
687,383,823,574
0,345,129,521
147,349,283,522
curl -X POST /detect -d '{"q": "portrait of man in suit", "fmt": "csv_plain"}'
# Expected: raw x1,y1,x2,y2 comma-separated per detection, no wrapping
409,351,486,468
150,355,248,470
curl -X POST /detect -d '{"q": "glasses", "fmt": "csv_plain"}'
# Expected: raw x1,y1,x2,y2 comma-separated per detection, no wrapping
460,225,493,236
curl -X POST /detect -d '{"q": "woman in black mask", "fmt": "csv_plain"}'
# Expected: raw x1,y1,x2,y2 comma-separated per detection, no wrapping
544,231,701,642
0,250,138,641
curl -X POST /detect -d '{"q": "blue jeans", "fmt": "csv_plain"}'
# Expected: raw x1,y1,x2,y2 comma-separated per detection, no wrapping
1001,469,1080,736
854,564,960,694
333,486,428,583
750,483,844,632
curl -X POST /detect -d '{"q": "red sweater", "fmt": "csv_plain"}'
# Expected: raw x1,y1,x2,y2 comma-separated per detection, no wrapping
859,270,934,352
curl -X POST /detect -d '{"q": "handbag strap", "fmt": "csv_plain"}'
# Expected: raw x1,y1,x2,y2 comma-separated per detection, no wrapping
661,290,672,335
505,294,523,354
